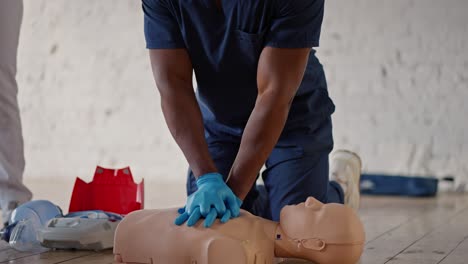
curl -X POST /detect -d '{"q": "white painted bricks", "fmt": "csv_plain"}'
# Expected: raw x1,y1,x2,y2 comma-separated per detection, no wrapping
321,0,468,190
17,1,468,189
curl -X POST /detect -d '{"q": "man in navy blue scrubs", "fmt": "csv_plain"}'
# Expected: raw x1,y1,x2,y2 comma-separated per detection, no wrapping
142,0,358,227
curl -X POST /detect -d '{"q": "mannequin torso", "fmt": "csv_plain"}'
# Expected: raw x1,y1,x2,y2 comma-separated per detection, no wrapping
114,197,365,264
114,209,278,264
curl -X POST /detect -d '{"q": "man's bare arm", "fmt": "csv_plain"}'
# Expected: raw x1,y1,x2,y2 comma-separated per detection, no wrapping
149,49,217,178
227,47,311,199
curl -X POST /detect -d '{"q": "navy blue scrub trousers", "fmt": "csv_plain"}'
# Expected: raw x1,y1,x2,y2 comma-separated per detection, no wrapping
186,115,344,221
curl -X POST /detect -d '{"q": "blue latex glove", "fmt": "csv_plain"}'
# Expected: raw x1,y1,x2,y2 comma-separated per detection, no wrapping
174,173,242,228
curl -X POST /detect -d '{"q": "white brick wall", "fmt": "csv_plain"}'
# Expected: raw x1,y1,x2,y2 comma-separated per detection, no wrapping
321,0,468,190
17,1,468,189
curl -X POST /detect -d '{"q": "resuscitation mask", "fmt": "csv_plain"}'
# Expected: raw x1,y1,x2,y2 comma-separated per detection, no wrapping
1,200,62,252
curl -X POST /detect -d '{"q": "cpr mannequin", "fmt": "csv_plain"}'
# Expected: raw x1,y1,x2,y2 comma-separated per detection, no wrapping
114,197,365,264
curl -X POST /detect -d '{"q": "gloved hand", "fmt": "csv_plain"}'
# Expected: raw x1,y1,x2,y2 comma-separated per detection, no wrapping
174,173,242,228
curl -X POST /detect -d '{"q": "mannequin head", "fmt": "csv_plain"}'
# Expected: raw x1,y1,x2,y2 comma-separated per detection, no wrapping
278,197,365,264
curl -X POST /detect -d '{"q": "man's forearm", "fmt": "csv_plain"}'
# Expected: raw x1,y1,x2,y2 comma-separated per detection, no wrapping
227,47,310,199
159,85,217,178
228,91,291,199
149,49,216,179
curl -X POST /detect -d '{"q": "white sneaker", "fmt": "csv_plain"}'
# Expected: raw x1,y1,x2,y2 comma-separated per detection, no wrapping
330,150,362,210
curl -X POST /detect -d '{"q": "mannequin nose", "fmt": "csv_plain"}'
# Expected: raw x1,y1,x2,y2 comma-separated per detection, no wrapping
305,197,321,209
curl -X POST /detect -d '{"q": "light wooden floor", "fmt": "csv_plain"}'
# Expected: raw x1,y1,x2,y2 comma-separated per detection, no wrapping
1,180,468,264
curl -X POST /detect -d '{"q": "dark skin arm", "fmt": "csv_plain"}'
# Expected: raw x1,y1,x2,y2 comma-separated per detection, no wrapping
149,49,217,178
149,47,310,201
227,47,311,199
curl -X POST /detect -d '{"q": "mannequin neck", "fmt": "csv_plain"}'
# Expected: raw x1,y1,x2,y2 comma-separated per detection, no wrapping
273,225,305,259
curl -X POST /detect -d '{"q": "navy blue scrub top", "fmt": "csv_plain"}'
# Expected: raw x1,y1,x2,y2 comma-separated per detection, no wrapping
143,0,335,134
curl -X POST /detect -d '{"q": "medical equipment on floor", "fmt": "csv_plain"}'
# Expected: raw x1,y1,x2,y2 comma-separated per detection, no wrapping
1,166,144,252
38,210,122,251
69,166,144,215
0,200,62,252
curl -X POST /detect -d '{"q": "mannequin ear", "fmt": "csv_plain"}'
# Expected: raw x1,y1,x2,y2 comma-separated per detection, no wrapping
301,238,326,251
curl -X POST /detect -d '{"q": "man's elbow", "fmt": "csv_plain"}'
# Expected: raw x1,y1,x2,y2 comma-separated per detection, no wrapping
256,83,297,109
154,75,192,99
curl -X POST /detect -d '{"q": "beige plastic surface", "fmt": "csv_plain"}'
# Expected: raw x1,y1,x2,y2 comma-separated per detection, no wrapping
113,197,365,264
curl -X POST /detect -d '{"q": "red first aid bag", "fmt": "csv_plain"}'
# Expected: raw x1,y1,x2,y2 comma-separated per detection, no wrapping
69,166,144,215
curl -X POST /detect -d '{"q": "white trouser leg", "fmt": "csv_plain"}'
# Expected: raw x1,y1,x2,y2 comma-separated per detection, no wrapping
0,0,32,216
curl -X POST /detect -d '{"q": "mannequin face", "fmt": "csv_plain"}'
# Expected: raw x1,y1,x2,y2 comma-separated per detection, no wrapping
278,197,365,264
279,197,364,249
280,197,326,243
